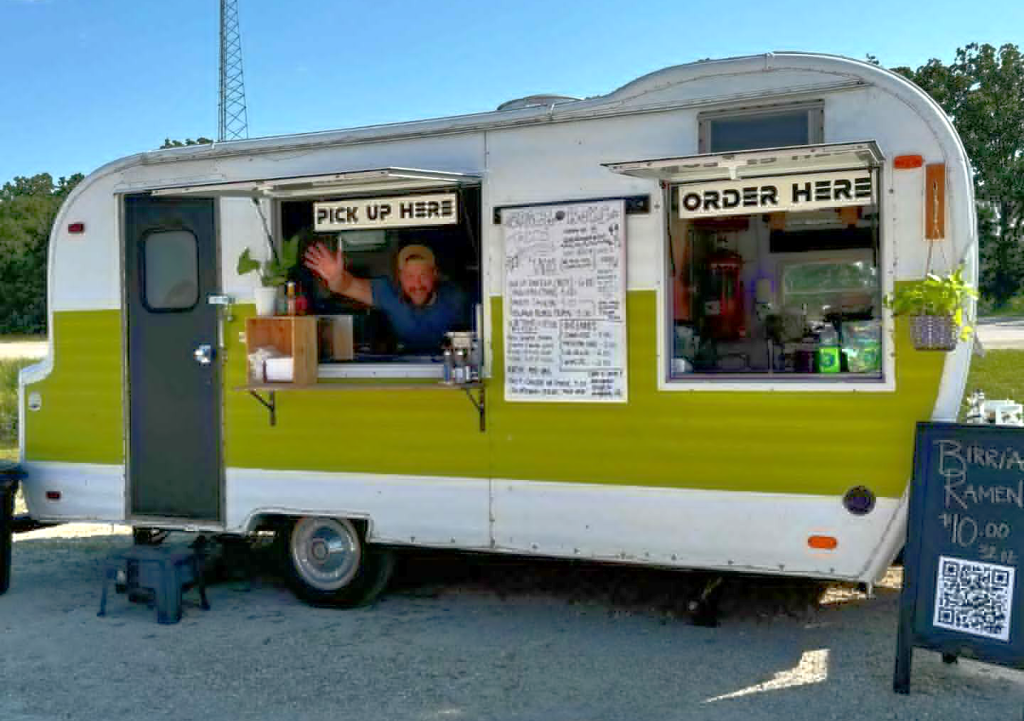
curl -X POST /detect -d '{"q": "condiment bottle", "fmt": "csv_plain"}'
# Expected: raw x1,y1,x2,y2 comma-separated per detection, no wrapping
294,284,308,316
286,281,296,316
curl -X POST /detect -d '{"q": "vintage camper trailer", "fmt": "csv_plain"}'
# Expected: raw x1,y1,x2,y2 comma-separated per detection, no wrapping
11,52,977,605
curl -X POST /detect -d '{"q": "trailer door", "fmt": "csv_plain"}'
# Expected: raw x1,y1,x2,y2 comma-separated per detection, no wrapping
124,194,222,522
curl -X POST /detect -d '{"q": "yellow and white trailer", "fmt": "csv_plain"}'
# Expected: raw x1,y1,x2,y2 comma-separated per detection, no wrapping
14,53,977,605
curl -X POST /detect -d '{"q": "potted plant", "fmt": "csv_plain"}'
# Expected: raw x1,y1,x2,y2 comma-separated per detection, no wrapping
237,235,300,316
885,265,978,351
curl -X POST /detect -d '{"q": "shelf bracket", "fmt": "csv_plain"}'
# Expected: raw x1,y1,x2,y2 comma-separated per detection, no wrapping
248,390,276,427
461,384,485,432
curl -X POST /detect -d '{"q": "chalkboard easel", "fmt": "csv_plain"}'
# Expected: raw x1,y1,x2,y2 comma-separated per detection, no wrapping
895,422,1024,693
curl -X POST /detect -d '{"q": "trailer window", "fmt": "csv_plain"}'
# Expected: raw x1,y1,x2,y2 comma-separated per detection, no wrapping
142,230,199,311
279,187,481,377
699,102,824,153
667,193,882,382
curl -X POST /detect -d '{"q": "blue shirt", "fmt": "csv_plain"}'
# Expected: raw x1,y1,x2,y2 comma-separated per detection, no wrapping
370,277,470,352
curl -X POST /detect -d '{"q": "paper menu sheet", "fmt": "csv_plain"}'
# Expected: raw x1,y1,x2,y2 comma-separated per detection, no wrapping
502,199,627,403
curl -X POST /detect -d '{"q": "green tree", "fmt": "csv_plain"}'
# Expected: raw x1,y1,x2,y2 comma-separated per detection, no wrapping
0,173,84,333
891,44,1024,306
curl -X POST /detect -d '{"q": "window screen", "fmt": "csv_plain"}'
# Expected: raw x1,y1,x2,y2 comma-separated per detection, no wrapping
143,230,199,310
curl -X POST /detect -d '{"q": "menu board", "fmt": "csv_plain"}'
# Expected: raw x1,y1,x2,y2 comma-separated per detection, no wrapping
895,422,1024,693
502,200,627,403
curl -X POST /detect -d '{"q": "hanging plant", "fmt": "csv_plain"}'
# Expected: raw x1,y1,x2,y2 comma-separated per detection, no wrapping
884,265,978,351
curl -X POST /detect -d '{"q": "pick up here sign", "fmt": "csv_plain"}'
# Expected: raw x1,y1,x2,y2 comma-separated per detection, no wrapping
676,169,875,219
314,193,459,232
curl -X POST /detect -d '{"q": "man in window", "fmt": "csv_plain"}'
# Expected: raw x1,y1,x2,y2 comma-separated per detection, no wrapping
304,241,469,353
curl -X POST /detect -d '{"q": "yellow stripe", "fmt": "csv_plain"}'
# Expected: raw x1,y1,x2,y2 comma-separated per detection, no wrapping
26,298,945,500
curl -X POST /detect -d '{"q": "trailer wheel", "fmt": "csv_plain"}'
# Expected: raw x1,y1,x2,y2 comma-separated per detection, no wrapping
282,517,394,608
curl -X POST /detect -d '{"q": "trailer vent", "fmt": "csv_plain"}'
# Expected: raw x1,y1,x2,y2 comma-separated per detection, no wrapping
496,94,580,111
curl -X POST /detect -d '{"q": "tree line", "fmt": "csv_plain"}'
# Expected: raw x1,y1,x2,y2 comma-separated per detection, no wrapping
1,46,1022,333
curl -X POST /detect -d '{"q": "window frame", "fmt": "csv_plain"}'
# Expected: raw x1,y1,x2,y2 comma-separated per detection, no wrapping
698,101,825,155
657,165,896,393
269,184,484,381
139,228,201,314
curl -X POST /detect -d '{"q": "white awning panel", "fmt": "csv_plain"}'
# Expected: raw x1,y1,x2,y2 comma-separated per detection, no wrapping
148,167,481,198
603,141,883,183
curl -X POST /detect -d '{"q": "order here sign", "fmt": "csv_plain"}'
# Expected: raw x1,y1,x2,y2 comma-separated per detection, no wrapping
314,193,459,232
677,169,875,219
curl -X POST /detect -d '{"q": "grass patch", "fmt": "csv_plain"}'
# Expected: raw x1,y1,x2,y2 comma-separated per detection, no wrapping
0,334,46,344
1,359,34,452
962,349,1024,416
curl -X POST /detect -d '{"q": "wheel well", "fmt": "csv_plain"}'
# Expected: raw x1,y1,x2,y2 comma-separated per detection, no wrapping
249,513,370,540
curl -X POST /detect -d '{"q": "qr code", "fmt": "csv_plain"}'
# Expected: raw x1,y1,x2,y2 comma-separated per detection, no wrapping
933,555,1015,642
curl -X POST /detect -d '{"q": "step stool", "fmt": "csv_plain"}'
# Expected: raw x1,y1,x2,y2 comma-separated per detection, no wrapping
98,545,210,624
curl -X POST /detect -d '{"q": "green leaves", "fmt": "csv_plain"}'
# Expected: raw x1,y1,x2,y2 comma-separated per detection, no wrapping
885,265,979,339
0,172,83,333
892,43,1024,306
236,234,301,288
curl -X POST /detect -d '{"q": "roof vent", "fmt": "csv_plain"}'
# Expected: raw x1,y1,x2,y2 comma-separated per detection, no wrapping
496,94,580,111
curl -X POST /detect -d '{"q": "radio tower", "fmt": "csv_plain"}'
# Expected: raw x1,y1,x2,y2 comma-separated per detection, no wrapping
218,0,249,141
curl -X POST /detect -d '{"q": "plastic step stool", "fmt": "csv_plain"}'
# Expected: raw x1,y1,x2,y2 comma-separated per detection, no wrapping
98,545,210,624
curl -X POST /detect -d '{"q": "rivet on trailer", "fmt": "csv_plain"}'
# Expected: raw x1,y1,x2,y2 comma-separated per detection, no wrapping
7,53,977,611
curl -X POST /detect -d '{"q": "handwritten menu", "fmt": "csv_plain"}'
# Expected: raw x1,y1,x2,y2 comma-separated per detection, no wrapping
895,423,1024,693
502,200,627,403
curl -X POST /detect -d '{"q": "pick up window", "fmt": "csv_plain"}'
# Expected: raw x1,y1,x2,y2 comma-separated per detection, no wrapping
280,187,481,377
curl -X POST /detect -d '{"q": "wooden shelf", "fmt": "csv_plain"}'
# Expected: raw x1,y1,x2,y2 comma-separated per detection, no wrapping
245,316,318,386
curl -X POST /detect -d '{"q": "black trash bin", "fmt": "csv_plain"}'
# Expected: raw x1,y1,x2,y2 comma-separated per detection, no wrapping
0,463,23,595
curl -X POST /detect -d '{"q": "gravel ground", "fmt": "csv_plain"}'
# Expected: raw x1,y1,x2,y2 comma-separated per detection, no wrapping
2,525,1023,721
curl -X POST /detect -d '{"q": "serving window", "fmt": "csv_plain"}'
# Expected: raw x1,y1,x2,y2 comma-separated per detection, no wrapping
280,186,482,377
667,172,882,381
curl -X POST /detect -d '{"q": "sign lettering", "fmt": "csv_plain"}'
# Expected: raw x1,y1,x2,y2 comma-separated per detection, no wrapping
677,170,876,219
314,193,458,231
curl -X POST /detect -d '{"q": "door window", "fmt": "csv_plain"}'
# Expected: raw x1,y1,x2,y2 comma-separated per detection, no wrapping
142,230,199,311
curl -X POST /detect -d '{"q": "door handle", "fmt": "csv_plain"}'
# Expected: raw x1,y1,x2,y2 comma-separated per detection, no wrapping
193,344,215,366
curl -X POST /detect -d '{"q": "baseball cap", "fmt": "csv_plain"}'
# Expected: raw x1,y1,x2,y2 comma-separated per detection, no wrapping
397,244,436,270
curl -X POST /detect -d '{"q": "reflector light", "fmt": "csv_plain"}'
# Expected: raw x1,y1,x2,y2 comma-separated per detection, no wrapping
45,491,61,501
893,155,924,169
808,535,838,550
67,222,85,233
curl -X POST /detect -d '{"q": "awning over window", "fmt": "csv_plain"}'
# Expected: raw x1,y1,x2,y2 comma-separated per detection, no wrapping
603,141,883,183
148,167,481,199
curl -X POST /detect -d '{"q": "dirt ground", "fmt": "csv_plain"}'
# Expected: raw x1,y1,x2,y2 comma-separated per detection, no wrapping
2,524,1024,721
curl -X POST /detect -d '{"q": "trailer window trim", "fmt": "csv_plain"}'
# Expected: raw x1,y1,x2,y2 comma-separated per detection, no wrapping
698,101,824,154
139,228,201,313
274,183,484,381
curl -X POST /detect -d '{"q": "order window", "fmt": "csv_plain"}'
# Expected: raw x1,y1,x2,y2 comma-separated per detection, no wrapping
667,173,882,381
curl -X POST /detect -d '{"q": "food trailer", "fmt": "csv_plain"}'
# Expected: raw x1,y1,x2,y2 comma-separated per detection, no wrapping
12,52,977,606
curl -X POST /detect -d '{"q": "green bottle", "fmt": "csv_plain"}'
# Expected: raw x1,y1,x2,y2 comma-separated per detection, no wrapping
816,325,841,374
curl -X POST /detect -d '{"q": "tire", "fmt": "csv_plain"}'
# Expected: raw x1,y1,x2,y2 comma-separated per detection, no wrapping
281,516,394,608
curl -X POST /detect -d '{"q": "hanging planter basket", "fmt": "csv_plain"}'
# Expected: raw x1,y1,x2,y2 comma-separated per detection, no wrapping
910,314,958,351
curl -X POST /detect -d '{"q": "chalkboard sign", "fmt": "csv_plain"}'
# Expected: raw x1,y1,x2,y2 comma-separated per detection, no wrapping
502,199,627,403
895,422,1024,693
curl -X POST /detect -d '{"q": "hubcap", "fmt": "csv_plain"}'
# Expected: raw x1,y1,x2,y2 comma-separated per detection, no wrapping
290,518,362,591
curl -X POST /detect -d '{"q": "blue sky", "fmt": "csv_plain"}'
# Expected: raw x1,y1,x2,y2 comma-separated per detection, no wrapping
1,0,1021,183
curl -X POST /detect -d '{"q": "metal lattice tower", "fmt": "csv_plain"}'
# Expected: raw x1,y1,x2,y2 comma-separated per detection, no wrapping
218,0,249,141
